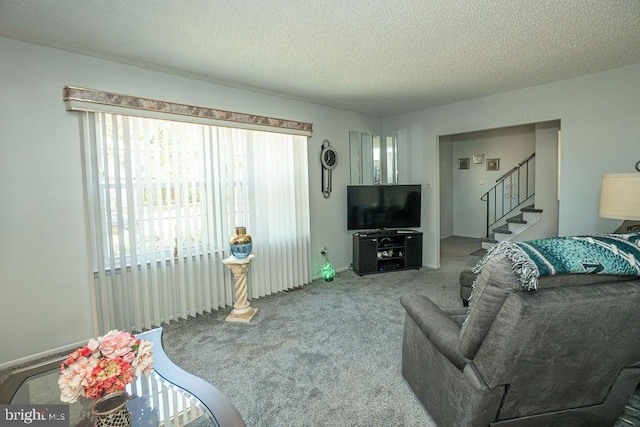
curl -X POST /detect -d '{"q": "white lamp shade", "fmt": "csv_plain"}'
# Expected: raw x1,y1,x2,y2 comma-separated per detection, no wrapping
599,173,640,220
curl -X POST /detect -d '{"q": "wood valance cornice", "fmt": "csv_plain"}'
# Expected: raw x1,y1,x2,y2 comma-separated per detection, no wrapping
63,86,313,136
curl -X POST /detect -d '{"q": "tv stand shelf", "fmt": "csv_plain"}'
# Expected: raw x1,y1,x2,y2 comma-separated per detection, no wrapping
352,230,422,275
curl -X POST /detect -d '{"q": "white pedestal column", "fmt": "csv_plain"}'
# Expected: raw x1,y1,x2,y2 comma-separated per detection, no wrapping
222,254,258,323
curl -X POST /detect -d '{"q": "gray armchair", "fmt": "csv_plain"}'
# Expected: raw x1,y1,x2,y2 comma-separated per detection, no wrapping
401,253,640,426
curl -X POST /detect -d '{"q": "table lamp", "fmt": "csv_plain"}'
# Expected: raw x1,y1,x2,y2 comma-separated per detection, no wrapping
599,173,640,232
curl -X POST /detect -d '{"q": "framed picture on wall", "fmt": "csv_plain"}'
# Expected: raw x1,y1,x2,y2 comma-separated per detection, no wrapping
458,158,470,169
473,153,484,164
487,158,500,171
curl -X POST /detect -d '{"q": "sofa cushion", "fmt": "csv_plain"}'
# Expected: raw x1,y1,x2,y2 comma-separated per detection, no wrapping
472,280,640,419
459,254,635,360
459,269,477,288
459,283,472,302
536,272,631,289
459,254,519,359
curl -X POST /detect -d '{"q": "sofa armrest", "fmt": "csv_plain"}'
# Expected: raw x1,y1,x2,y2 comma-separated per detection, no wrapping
443,307,469,327
400,294,469,370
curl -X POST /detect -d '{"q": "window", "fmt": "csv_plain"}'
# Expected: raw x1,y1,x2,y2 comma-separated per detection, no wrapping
97,115,213,263
82,112,311,333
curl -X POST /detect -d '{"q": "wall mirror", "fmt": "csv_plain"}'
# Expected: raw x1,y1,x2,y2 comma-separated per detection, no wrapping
350,131,398,185
385,133,398,184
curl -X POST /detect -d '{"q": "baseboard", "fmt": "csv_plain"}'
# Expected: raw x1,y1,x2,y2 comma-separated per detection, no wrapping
0,338,90,372
450,234,484,239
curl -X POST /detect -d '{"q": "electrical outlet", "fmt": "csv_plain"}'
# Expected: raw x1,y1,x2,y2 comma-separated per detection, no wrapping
320,246,328,255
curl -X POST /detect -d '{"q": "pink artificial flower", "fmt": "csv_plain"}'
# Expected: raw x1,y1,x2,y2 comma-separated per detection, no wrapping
58,355,98,403
99,330,136,359
132,340,154,377
62,345,94,369
58,329,153,402
87,338,100,353
85,357,133,399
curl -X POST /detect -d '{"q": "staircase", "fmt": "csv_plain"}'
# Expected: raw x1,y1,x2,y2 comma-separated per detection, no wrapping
481,205,543,249
480,153,542,250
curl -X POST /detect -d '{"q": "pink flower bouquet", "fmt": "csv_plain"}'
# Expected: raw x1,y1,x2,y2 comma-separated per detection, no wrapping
58,330,153,403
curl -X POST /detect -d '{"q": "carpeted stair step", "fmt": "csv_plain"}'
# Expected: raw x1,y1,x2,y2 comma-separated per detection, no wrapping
493,226,512,235
506,214,527,224
521,206,543,213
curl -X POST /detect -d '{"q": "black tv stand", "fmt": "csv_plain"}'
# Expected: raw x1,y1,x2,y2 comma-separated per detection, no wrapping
352,230,423,276
376,229,416,235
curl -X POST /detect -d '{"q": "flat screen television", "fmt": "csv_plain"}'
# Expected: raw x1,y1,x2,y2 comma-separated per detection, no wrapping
347,184,421,231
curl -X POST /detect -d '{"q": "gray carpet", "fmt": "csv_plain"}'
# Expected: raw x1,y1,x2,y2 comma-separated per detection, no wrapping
5,235,638,426
159,236,477,427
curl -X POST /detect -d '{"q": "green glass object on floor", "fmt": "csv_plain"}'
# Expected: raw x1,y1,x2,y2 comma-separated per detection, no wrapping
321,262,335,281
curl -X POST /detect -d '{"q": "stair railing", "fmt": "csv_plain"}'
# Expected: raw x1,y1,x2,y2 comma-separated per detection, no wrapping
480,153,536,238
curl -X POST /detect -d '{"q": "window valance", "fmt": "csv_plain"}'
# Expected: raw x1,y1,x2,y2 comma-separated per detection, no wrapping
63,86,313,136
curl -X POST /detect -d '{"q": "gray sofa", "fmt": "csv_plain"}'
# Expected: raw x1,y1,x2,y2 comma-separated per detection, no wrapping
401,253,640,426
459,249,485,306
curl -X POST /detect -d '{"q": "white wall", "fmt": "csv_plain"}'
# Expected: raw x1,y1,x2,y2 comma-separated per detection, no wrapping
438,136,454,238
383,63,640,268
0,37,380,367
526,121,560,240
450,125,535,238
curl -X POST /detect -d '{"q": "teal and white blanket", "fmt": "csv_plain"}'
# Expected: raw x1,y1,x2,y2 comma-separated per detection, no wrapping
473,233,640,290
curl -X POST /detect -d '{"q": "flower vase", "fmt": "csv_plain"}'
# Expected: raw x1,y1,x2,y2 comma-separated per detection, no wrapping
230,227,252,259
92,391,131,427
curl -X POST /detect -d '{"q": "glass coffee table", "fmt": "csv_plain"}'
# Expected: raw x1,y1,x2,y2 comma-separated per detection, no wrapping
0,328,245,427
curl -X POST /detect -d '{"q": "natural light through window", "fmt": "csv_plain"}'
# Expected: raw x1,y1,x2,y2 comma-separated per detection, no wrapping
99,115,217,262
82,112,311,332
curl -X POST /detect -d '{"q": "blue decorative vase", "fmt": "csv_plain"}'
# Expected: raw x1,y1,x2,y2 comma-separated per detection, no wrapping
230,227,252,259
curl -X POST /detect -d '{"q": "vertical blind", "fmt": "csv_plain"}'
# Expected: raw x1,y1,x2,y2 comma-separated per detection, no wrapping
81,112,311,334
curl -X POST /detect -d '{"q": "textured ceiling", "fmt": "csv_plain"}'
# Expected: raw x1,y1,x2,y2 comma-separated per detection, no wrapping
1,0,639,117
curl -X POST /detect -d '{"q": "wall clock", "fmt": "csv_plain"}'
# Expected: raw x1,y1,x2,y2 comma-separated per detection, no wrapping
321,139,338,198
